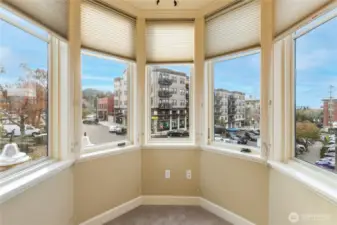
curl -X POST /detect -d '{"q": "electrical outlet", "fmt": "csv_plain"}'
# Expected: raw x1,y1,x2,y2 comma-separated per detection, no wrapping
186,170,192,179
165,170,170,179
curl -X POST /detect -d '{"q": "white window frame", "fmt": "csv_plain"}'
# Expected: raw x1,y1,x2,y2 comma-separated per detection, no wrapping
80,49,136,153
0,8,64,178
205,48,262,155
145,64,195,145
280,8,337,168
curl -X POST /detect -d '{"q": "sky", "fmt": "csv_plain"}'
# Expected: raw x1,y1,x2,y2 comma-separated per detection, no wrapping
0,7,336,108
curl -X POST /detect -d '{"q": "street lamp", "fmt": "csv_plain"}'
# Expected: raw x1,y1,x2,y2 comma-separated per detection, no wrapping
251,118,254,129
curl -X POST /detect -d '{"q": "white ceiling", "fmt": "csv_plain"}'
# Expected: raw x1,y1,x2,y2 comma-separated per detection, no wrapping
117,0,229,10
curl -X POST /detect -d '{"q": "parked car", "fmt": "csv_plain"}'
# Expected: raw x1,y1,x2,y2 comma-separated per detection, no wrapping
83,117,98,124
109,125,119,133
167,130,189,137
226,132,247,145
324,152,335,157
116,126,127,135
3,124,40,137
315,157,335,167
244,132,258,142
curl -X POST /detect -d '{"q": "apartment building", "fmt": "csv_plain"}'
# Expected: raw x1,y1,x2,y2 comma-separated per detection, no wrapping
245,97,260,128
148,67,189,133
214,89,245,128
113,69,128,125
322,98,337,127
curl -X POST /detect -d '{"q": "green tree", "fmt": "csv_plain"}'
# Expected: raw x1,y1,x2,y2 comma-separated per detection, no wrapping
296,121,320,150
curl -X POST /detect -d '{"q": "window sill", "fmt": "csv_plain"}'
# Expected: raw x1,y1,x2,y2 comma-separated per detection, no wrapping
0,159,74,204
201,144,266,164
78,145,141,163
269,160,337,205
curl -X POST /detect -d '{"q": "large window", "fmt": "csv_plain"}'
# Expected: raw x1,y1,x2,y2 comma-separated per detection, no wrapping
81,52,130,149
295,14,337,173
147,65,191,140
0,9,49,173
212,52,261,149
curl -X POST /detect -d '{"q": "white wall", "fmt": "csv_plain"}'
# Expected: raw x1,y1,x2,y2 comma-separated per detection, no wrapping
269,169,337,225
0,169,73,225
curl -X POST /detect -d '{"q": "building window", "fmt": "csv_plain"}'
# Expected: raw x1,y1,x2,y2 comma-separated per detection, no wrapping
172,76,177,83
81,52,129,148
0,10,49,173
212,52,260,148
147,65,191,140
294,14,337,173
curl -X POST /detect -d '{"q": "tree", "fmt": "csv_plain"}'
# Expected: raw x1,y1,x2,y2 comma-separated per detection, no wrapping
296,121,320,150
0,64,47,137
228,95,237,128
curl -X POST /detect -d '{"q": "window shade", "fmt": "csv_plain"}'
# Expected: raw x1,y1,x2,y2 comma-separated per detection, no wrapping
3,0,68,38
81,0,136,60
275,0,331,37
205,0,261,59
146,21,195,63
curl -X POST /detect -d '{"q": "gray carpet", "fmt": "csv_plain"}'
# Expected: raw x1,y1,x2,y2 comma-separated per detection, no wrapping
104,205,233,225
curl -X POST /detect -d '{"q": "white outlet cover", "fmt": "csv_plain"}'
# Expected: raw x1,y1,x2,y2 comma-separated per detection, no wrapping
165,170,170,179
186,170,192,179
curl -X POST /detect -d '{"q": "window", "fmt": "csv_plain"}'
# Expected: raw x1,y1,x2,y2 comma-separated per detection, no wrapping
180,78,185,84
81,52,130,149
294,13,337,173
172,76,177,83
0,10,49,173
147,65,191,140
212,52,261,148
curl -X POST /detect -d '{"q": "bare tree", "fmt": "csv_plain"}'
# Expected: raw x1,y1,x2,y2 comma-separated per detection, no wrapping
214,91,224,125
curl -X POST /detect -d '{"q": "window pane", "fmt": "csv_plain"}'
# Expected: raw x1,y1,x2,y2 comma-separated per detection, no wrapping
295,16,337,173
148,66,191,139
0,20,48,173
213,53,261,148
81,53,128,148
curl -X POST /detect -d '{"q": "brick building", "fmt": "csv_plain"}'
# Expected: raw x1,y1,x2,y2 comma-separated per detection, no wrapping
96,96,114,121
322,98,337,127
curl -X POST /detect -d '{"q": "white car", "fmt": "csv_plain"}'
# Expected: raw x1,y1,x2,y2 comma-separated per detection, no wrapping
109,125,119,133
3,124,41,137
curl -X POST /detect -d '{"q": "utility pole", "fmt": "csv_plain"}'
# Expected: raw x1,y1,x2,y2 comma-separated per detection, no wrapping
328,85,334,132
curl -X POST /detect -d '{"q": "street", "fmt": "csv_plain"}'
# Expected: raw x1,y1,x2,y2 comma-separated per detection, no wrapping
83,124,126,145
297,141,323,164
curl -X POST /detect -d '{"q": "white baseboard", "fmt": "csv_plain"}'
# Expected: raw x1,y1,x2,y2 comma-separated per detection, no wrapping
142,195,200,205
200,198,255,225
79,196,142,225
80,196,255,225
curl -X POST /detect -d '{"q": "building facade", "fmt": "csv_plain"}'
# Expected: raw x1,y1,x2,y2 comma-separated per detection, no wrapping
214,89,245,128
96,96,114,121
148,67,189,133
322,98,337,127
113,69,128,125
245,98,260,128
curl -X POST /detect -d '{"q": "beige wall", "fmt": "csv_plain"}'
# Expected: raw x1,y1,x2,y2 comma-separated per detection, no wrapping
142,149,200,196
0,169,73,225
74,150,141,224
269,169,337,225
200,151,269,225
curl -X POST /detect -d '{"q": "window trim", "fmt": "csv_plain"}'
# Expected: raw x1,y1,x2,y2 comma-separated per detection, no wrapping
144,64,195,145
205,49,263,156
80,50,136,153
0,12,56,177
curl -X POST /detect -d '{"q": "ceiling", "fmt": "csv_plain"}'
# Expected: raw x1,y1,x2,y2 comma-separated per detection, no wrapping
104,0,234,11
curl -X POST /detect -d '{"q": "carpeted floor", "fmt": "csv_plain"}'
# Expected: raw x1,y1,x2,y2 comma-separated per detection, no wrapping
104,205,233,225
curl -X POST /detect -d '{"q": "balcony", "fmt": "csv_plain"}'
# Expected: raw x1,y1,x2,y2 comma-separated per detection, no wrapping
158,90,173,97
158,77,173,85
158,103,172,109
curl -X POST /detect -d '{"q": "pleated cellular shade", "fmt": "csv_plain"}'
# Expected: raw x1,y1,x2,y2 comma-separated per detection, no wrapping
3,0,68,38
81,1,136,60
146,21,195,63
205,0,261,59
275,0,331,37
